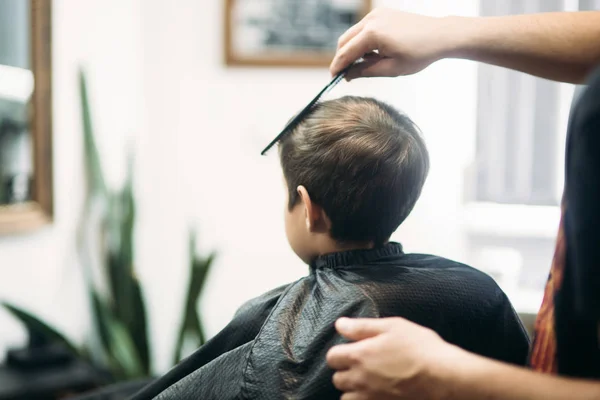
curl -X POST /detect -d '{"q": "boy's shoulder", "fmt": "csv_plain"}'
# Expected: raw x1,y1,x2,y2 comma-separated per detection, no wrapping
406,252,505,296
234,282,292,318
342,251,510,315
356,250,501,290
397,252,498,283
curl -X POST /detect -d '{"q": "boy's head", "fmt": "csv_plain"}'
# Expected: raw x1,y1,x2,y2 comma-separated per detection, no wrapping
279,96,429,263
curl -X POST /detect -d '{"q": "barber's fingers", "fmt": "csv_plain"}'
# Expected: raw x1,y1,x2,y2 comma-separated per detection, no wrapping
326,342,357,370
330,29,377,77
332,370,364,392
337,19,366,51
341,392,369,400
335,317,396,341
345,54,399,80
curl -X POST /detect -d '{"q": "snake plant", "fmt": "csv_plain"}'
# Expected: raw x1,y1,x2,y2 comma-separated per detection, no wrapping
2,70,215,380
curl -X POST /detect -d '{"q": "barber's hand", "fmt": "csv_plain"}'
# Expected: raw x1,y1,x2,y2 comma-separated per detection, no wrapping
327,317,463,400
330,9,461,80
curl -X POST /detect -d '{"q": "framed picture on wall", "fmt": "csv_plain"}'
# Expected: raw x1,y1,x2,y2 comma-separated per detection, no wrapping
224,0,372,67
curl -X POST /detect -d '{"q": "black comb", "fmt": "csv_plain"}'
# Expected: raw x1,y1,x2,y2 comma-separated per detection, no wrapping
260,64,353,155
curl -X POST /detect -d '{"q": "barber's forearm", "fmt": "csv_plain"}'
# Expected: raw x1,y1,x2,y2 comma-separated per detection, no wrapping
444,350,600,400
444,12,600,84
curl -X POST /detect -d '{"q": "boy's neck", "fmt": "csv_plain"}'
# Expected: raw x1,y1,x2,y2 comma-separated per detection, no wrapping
314,236,378,259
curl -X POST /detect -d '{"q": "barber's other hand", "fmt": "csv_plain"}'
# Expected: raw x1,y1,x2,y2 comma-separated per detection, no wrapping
330,9,462,80
327,317,463,400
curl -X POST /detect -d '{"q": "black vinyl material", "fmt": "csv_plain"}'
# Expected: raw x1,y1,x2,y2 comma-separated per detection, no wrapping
130,242,529,399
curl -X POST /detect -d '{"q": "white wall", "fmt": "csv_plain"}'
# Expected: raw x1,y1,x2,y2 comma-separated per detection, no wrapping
0,0,480,375
0,0,145,360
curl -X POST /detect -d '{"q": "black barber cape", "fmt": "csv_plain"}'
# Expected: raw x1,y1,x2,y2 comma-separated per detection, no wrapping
131,243,529,399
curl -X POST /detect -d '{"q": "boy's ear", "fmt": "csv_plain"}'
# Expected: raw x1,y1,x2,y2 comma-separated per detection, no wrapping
297,185,328,233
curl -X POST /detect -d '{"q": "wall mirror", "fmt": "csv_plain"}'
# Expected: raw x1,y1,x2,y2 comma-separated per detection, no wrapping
0,0,52,234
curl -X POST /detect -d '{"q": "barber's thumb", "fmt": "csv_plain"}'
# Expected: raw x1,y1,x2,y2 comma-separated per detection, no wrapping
346,57,398,80
335,317,391,341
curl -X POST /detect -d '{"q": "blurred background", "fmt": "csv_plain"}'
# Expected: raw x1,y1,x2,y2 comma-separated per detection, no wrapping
0,0,596,398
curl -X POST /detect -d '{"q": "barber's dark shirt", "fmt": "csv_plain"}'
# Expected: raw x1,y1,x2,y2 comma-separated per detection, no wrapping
131,243,529,399
530,65,600,377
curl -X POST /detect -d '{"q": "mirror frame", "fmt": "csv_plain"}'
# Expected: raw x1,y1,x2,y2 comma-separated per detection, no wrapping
0,0,53,234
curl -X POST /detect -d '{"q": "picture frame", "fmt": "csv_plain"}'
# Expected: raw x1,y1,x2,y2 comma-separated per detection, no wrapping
224,0,372,67
0,0,53,234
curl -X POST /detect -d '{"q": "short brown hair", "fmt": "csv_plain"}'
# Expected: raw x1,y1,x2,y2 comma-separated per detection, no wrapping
279,96,429,246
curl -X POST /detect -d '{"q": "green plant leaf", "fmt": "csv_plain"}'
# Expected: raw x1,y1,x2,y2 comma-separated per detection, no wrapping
121,154,135,272
88,290,146,379
191,253,215,303
79,69,108,198
108,167,136,312
173,322,186,365
89,289,112,357
106,193,127,314
2,302,79,355
89,298,124,379
78,69,151,380
128,277,151,375
104,161,150,374
107,318,145,379
173,233,216,364
104,247,151,376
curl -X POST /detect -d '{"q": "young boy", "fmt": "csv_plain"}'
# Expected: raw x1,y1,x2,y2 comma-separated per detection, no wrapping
131,96,529,399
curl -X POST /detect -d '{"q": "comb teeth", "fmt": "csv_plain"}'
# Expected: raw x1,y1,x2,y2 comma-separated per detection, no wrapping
260,64,353,155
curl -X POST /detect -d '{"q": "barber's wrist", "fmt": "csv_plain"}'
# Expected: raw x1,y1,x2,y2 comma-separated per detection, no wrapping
426,342,482,400
438,16,482,61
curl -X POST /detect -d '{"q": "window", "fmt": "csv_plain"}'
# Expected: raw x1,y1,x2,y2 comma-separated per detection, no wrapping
580,0,600,11
475,0,566,206
467,0,599,313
